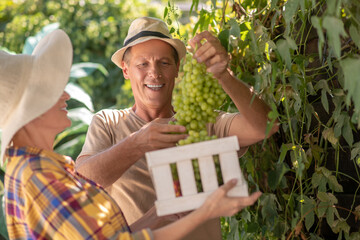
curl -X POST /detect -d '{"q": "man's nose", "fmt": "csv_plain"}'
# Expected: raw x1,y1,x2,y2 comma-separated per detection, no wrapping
148,65,162,79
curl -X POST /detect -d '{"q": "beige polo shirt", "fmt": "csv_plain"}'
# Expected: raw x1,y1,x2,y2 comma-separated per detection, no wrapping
78,108,239,239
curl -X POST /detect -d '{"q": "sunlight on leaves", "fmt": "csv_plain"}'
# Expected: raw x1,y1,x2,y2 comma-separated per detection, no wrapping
65,82,94,112
67,107,94,125
70,62,109,79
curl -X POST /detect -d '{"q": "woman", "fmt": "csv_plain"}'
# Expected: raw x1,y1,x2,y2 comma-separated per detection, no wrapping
0,29,261,240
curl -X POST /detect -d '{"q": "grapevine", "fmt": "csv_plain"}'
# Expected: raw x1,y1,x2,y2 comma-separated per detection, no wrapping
172,52,227,145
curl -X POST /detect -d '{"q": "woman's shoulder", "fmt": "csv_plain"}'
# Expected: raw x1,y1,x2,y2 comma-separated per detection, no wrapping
6,146,70,183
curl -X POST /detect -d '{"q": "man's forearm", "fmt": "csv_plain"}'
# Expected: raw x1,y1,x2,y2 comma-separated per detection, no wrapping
75,134,144,188
218,70,279,141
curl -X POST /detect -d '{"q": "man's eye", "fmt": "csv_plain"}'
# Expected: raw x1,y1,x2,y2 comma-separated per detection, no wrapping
162,62,170,65
137,63,147,67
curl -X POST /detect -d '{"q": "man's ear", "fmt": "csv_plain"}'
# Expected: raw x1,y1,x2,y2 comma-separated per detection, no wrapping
121,61,130,79
175,61,180,78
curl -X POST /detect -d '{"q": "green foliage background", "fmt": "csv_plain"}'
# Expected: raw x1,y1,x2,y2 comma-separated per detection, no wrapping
0,0,160,110
1,0,360,239
175,0,360,239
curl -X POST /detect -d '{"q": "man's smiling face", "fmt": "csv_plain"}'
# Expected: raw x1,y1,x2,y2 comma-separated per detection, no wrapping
122,39,179,111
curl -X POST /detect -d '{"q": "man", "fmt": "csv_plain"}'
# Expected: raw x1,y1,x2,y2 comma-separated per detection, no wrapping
76,17,278,239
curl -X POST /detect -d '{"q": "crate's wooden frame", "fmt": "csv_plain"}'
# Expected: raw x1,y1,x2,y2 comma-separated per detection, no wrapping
146,136,248,216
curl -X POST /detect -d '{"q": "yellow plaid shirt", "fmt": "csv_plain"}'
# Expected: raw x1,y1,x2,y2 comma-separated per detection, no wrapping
4,146,153,240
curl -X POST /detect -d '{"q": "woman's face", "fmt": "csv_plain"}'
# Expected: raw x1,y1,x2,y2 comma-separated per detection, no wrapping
32,91,72,133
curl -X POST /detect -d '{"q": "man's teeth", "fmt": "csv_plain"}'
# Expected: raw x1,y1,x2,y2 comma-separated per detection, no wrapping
146,84,163,88
146,84,164,90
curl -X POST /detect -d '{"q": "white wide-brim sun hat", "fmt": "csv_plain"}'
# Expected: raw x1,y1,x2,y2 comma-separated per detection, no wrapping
111,17,186,68
0,29,73,165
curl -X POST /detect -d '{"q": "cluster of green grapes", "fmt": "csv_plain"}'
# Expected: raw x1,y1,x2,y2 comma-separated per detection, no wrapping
172,52,227,145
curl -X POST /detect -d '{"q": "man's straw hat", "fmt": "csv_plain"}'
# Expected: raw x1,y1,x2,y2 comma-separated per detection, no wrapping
111,17,186,68
0,29,73,165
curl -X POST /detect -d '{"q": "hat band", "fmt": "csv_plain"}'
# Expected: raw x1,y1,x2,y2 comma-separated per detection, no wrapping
124,31,170,47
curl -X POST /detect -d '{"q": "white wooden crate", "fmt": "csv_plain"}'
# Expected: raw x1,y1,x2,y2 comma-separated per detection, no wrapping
145,136,248,216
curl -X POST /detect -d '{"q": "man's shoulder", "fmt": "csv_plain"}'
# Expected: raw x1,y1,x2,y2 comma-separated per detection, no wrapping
93,107,133,122
96,107,131,116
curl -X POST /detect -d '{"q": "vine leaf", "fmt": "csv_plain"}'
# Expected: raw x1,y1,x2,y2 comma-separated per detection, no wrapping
305,207,315,231
299,196,316,231
321,89,329,114
311,171,323,188
278,143,292,163
260,194,279,223
318,201,328,218
229,18,240,38
326,0,340,16
342,116,354,147
271,0,279,9
334,112,354,146
189,0,199,15
340,56,360,127
313,167,343,192
283,0,300,34
285,36,297,50
163,6,168,19
355,205,360,221
326,206,335,227
314,79,331,94
332,219,351,234
218,29,230,51
268,162,289,191
323,16,348,59
319,166,331,178
327,175,343,192
350,24,360,50
311,16,325,60
322,128,338,146
228,217,239,239
276,37,296,70
305,103,314,131
350,142,360,160
317,192,338,225
299,0,306,14
334,113,345,138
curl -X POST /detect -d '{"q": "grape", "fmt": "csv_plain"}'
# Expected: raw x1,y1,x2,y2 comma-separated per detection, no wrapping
173,52,226,145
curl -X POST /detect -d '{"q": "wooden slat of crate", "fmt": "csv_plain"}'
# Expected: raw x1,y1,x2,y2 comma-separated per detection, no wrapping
155,192,212,216
198,155,218,192
227,184,249,197
155,185,249,216
151,164,175,200
146,136,239,167
177,160,197,196
219,151,248,197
